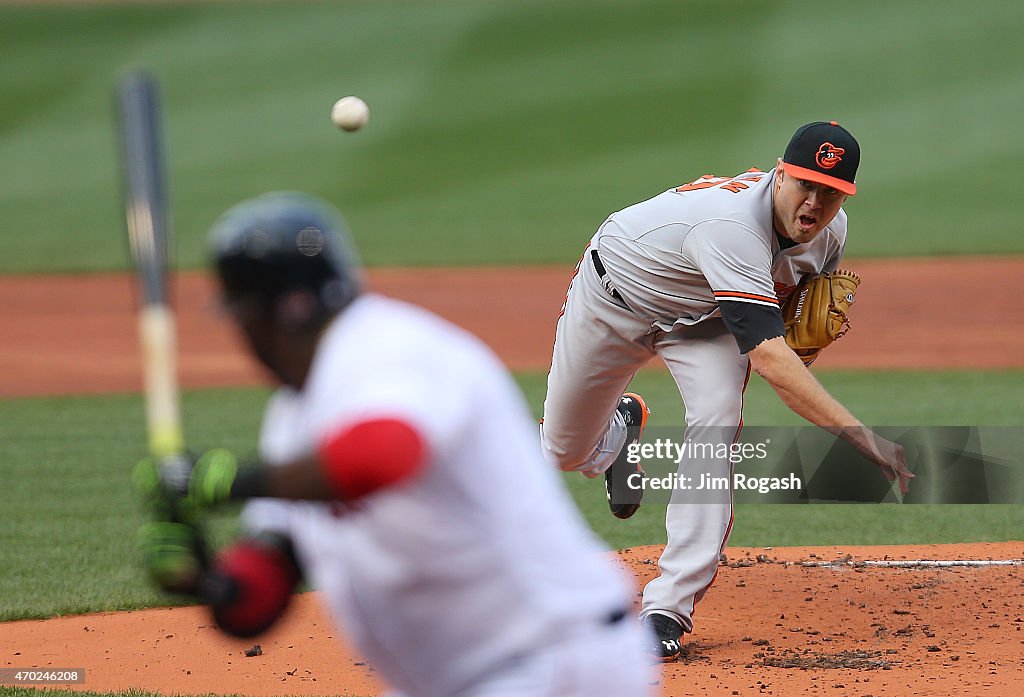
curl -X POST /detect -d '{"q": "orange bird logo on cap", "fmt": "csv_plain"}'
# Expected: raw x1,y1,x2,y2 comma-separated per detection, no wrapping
816,142,845,170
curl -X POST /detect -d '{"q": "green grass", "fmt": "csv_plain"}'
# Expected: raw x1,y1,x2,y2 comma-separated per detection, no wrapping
1,0,1023,273
1,370,1022,621
518,369,1024,549
517,368,1024,430
0,388,268,621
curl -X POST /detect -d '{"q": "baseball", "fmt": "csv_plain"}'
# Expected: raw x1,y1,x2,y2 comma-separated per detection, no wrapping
330,96,369,132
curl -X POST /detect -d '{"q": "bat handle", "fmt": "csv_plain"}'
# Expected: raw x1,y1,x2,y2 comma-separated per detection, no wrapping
139,304,184,457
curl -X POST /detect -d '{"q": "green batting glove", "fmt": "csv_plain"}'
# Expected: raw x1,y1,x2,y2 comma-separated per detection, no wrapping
188,449,239,509
132,454,200,523
132,456,179,521
137,520,207,595
132,456,162,501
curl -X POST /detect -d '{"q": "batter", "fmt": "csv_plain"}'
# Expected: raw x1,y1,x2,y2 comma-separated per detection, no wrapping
135,192,654,696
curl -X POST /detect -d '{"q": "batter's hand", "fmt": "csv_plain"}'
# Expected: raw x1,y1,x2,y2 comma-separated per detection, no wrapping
133,449,240,513
133,454,197,523
137,520,208,595
188,449,239,509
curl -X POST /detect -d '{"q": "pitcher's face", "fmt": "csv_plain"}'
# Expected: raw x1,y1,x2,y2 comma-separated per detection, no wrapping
772,160,846,244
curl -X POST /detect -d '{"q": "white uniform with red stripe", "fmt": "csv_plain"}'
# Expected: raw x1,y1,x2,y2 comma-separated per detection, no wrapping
240,293,653,697
541,167,844,633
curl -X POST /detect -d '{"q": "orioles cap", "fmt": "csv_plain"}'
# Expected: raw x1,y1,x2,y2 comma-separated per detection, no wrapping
782,121,860,195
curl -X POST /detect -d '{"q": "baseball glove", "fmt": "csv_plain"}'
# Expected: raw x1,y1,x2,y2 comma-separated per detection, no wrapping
780,269,861,365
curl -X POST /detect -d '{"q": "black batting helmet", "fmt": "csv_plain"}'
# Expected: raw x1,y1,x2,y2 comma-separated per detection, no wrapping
208,192,363,327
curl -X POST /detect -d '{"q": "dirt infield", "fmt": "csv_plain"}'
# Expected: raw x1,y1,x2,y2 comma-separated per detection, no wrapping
1,257,1022,398
3,543,1023,697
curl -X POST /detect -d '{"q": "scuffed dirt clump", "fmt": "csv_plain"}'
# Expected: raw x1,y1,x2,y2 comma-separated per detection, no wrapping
761,648,898,670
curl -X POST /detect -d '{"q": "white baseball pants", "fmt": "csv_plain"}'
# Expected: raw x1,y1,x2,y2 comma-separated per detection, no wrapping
541,249,749,633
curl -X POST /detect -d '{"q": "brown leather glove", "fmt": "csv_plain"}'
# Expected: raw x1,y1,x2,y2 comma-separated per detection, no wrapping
780,269,861,365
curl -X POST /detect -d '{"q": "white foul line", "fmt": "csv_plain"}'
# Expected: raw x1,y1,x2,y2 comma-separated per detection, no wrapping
800,559,1024,569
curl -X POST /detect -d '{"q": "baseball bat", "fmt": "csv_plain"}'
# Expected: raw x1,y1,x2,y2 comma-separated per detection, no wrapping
115,71,185,461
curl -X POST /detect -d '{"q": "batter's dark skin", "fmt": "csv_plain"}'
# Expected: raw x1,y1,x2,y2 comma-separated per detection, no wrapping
223,293,349,501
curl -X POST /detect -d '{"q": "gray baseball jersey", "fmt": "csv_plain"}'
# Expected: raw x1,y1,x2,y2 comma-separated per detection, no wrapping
597,168,845,327
542,166,847,635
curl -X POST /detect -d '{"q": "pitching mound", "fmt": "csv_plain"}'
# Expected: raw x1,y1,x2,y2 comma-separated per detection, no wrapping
3,542,1022,696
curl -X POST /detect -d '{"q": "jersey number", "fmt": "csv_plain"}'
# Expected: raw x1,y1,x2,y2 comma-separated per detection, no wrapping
676,169,765,194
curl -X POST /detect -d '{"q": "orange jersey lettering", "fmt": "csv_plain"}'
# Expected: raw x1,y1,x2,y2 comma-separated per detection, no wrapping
676,170,765,195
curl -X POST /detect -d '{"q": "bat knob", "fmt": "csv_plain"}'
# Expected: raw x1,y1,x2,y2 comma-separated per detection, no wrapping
158,452,194,495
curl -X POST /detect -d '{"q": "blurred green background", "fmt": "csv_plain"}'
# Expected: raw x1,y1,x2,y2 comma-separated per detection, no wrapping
1,0,1022,627
2,0,1023,272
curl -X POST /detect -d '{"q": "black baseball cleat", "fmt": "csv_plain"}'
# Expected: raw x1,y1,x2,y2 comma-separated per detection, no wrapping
604,392,650,520
643,613,684,662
